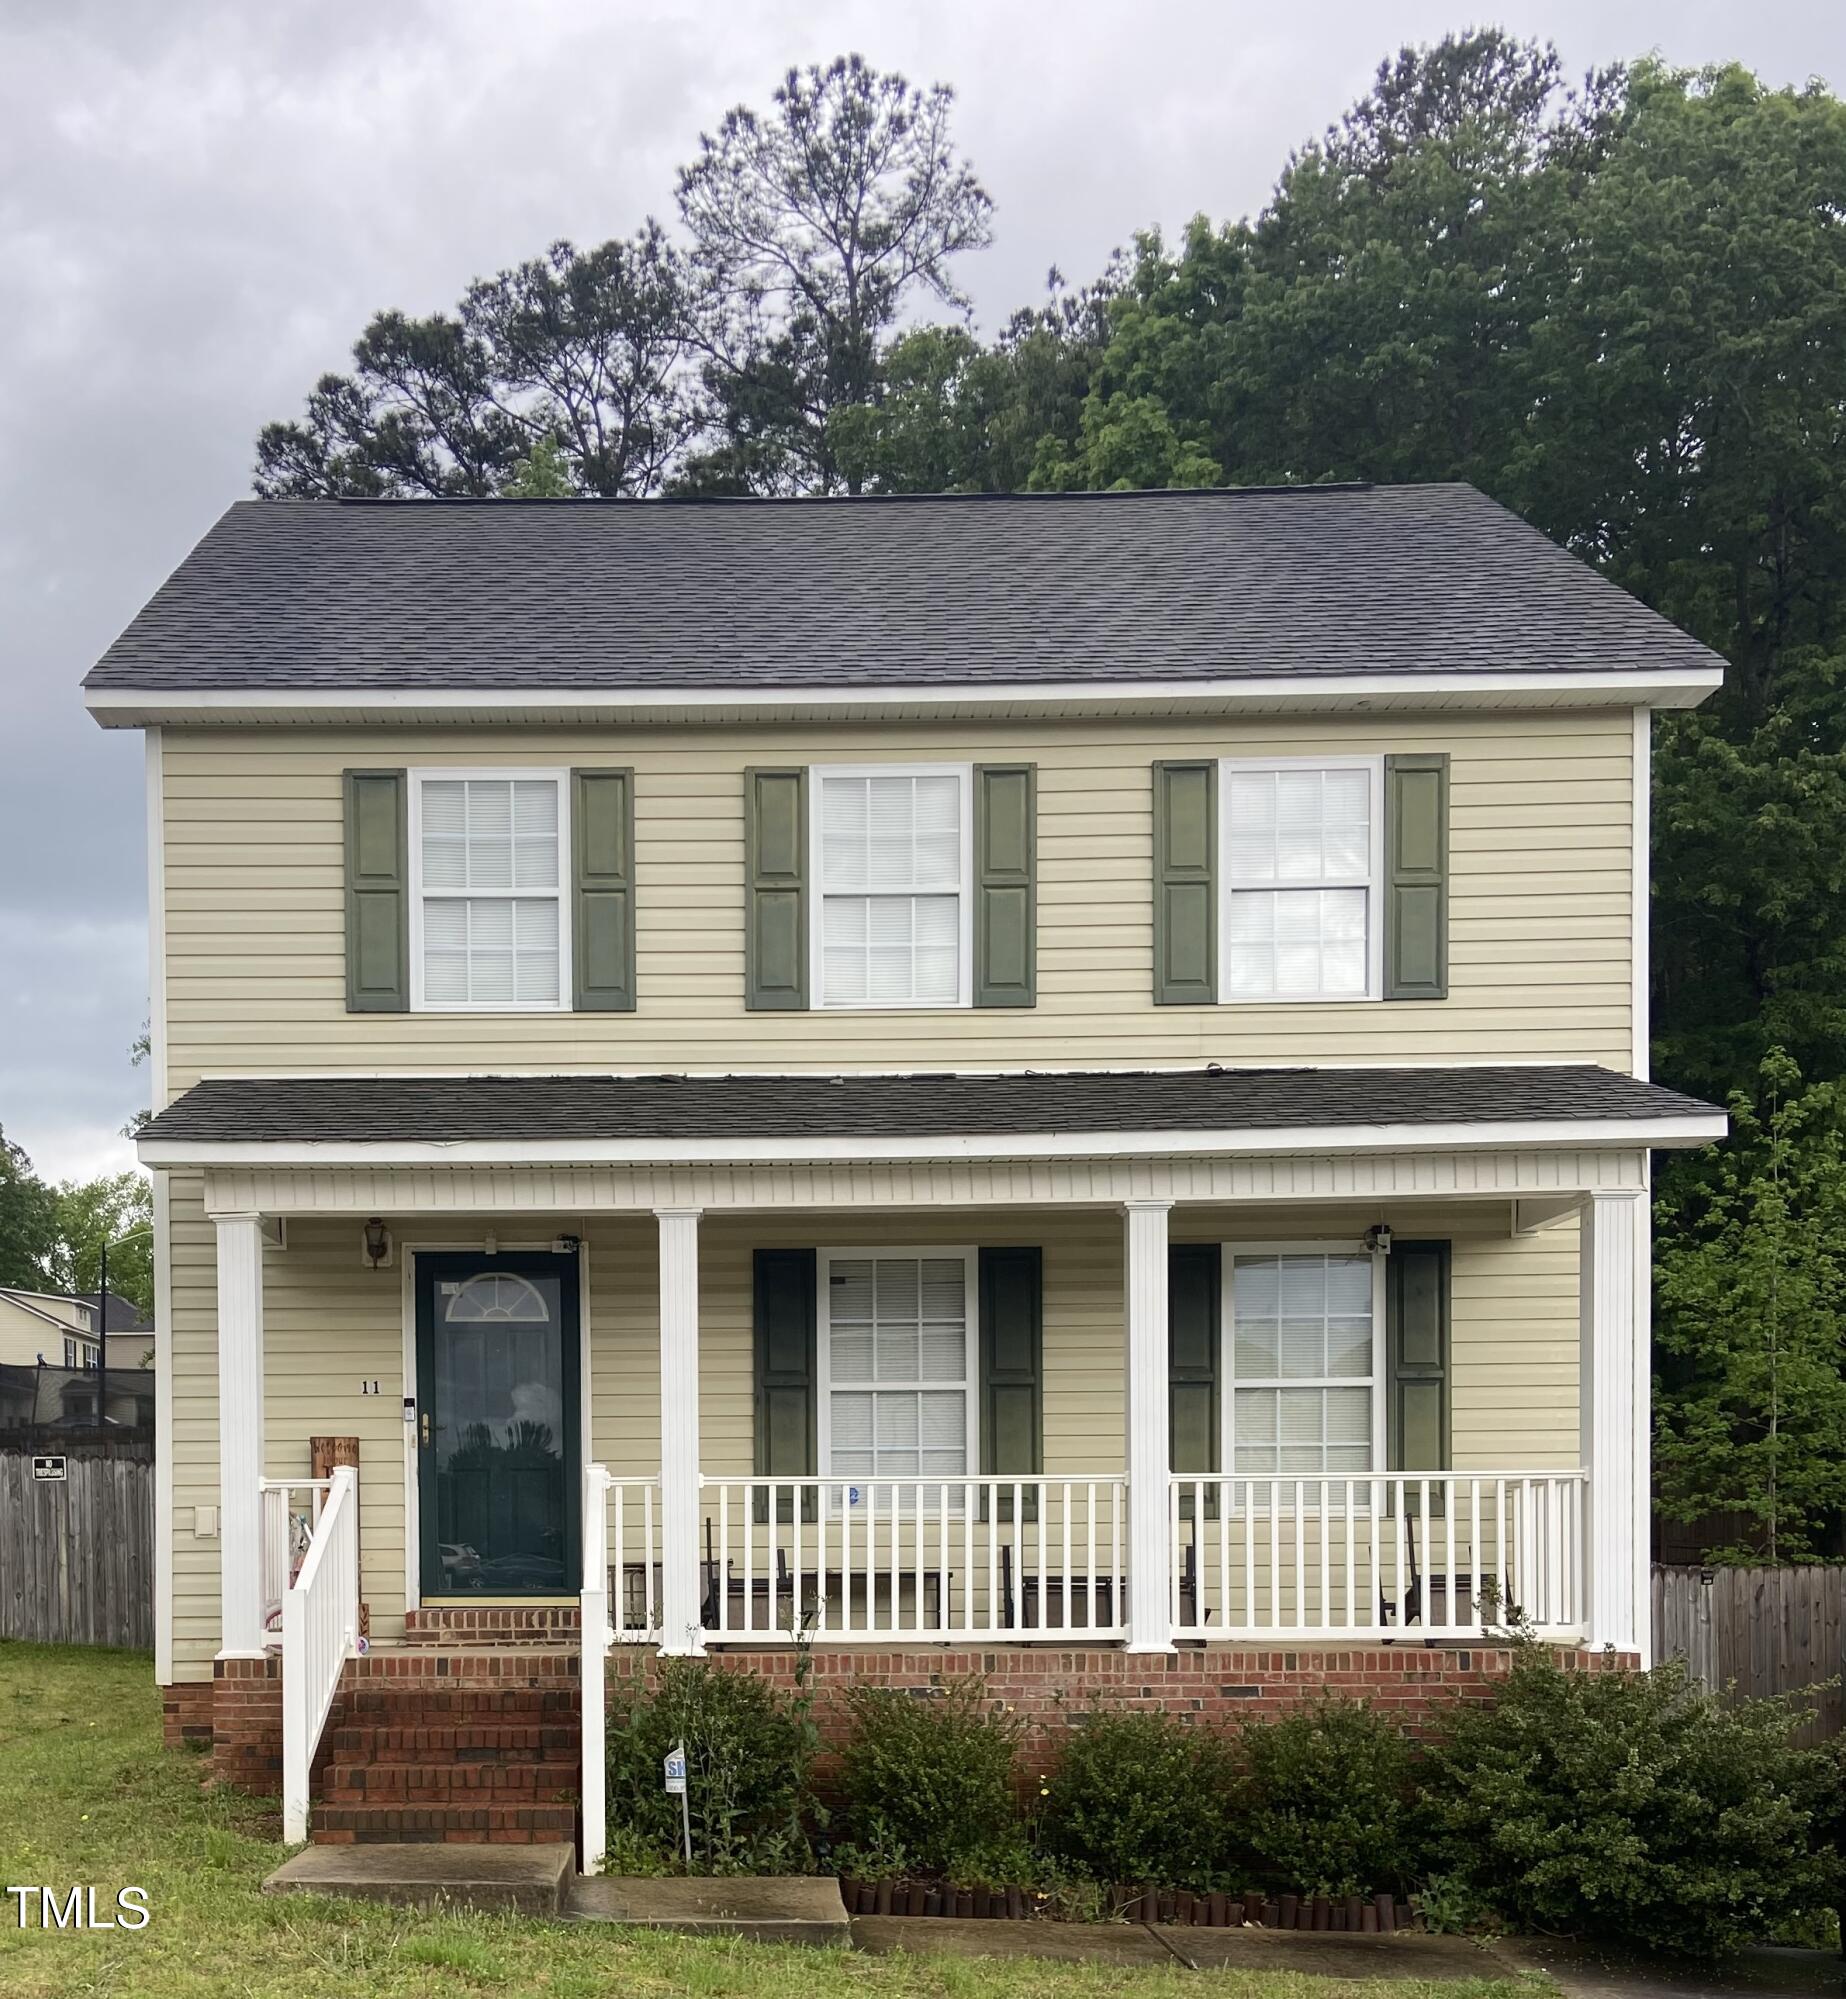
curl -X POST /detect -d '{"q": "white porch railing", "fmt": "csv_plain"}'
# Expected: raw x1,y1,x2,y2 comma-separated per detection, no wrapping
280,1465,359,1844
699,1476,1127,1642
258,1478,329,1640
1168,1471,1587,1642
581,1465,663,1876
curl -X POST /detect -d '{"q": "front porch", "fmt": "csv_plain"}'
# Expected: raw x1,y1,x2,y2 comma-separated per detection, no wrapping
217,1183,1642,1850
137,1062,1722,1845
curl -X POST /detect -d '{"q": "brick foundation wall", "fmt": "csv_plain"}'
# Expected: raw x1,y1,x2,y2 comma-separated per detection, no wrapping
211,1655,286,1794
167,1643,1636,1802
161,1680,213,1752
615,1643,1638,1763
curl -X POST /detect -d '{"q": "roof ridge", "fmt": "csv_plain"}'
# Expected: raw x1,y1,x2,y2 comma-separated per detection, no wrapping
318,482,1393,509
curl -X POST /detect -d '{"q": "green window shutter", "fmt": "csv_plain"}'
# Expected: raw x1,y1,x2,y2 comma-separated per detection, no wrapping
1384,754,1448,1000
973,765,1036,1007
745,768,807,1011
1152,761,1216,1004
979,1247,1042,1523
1387,1241,1450,1504
1169,1244,1220,1520
754,1249,816,1523
572,768,635,1011
343,769,408,1013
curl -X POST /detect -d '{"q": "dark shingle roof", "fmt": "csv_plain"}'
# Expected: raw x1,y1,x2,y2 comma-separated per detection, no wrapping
86,486,1724,694
140,1066,1718,1149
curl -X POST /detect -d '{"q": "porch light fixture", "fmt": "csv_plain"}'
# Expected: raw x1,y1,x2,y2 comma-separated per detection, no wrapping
1364,1224,1393,1256
362,1217,391,1269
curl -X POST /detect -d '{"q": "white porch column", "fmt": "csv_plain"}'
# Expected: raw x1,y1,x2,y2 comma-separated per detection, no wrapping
655,1207,705,1655
1579,1189,1650,1658
214,1211,267,1658
1123,1200,1174,1653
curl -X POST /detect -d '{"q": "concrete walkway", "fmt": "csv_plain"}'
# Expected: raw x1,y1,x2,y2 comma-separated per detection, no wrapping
567,1874,849,1946
263,1842,575,1915
854,1915,1504,1979
1494,1940,1843,1999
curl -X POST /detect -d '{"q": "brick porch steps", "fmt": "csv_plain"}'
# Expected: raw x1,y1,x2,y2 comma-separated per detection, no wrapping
321,1762,578,1801
313,1804,578,1845
325,1723,580,1762
403,1606,582,1645
308,1648,584,1845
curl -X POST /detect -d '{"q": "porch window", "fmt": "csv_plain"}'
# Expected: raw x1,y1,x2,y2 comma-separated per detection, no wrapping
409,771,569,1010
813,767,972,1008
1222,760,1382,1001
1228,1250,1378,1491
819,1252,976,1500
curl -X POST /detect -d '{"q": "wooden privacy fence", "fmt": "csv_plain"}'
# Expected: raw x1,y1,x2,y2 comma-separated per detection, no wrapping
1652,1562,1844,1744
0,1448,153,1650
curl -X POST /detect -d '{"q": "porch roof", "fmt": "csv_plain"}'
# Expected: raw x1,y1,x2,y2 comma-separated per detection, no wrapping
139,1064,1722,1168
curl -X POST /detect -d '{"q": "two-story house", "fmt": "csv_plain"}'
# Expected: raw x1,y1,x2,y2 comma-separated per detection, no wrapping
87,483,1726,1855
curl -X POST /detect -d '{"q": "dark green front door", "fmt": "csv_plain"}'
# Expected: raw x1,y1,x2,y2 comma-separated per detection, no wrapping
415,1252,580,1598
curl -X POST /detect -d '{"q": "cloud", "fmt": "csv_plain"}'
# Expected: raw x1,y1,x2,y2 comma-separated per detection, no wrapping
0,0,1836,1176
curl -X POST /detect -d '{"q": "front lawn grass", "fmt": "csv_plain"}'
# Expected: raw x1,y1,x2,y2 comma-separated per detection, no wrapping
0,1641,1538,1999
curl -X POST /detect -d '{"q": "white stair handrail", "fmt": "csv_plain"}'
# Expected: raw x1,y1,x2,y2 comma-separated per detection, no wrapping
280,1464,359,1845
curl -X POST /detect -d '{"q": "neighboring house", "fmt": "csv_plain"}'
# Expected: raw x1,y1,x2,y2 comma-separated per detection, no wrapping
84,1290,157,1371
0,1287,101,1369
85,485,1728,1850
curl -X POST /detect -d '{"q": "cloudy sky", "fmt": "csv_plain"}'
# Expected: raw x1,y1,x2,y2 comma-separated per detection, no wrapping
1,0,1837,1185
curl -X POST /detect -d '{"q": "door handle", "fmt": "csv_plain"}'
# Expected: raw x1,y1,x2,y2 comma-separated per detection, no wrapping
420,1412,431,1447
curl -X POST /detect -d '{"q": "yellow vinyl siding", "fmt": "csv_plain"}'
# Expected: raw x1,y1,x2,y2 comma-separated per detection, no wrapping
159,709,1636,1085
161,1190,1580,1676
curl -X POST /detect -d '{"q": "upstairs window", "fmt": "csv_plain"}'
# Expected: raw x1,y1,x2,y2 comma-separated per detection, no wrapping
409,771,569,1010
1223,760,1382,1001
813,767,972,1008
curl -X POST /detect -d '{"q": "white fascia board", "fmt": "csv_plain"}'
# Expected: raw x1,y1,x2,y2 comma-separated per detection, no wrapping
84,665,1724,729
138,1112,1727,1170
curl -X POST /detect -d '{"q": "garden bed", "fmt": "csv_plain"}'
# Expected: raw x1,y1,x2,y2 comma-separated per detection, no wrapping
839,1877,1413,1931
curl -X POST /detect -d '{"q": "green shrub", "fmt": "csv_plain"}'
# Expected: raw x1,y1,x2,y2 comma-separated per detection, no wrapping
836,1678,1024,1881
1039,1708,1236,1887
1421,1648,1825,1959
1235,1696,1417,1896
605,1657,817,1874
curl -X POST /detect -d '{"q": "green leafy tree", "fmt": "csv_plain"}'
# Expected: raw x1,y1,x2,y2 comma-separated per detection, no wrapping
47,1170,155,1324
1654,1054,1846,1560
255,229,695,497
0,1125,56,1291
831,274,1117,494
503,437,575,498
672,55,993,495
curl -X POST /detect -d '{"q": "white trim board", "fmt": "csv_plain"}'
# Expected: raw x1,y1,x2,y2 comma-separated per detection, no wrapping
1632,708,1651,1081
197,1144,1652,1221
84,666,1723,729
142,1112,1726,1171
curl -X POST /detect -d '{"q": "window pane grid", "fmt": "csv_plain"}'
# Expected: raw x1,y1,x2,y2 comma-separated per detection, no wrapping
825,1254,970,1505
1224,764,1375,1001
818,772,963,1007
418,775,563,1008
1230,1253,1374,1494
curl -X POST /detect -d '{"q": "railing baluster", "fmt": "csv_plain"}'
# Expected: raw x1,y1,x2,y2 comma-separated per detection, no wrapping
1472,1479,1488,1631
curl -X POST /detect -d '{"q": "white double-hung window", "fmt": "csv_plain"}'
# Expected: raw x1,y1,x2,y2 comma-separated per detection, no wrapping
410,771,569,1010
1222,758,1383,1001
1228,1247,1382,1497
813,766,972,1008
819,1251,977,1504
